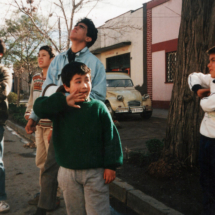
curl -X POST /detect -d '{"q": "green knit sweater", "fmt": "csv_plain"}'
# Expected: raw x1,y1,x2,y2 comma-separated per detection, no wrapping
33,92,123,170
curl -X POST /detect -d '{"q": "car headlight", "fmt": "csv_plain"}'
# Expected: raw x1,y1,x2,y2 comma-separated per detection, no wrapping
142,94,150,101
117,95,124,101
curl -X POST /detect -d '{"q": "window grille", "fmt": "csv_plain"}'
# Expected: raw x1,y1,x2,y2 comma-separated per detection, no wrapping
166,51,176,83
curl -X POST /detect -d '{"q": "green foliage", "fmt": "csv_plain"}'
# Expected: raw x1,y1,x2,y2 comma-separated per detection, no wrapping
0,14,51,70
126,139,164,167
128,151,151,167
9,104,27,126
8,92,23,104
146,139,164,156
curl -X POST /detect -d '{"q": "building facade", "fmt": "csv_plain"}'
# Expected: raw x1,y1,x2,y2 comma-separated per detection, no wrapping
90,7,146,94
146,0,182,109
91,0,182,109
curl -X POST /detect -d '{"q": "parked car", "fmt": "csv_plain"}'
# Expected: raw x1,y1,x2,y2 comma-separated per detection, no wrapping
105,72,152,119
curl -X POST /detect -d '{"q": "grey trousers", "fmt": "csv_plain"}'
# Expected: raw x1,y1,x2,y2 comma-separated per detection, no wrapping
38,138,59,210
58,167,110,215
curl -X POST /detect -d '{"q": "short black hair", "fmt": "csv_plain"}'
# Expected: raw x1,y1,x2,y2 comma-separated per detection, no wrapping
76,18,98,48
0,39,6,55
39,45,55,58
61,61,91,87
206,46,215,55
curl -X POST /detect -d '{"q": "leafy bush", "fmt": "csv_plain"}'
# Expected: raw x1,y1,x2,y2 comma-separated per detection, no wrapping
146,138,164,157
8,92,24,104
128,151,151,167
126,139,164,167
8,104,27,126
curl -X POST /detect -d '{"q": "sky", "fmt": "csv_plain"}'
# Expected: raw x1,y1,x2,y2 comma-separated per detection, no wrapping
0,0,150,28
81,0,150,27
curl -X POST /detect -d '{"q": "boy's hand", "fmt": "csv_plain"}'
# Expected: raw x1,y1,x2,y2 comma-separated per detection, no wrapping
48,130,52,144
25,115,30,121
197,88,210,99
66,91,85,108
25,119,37,134
104,169,116,184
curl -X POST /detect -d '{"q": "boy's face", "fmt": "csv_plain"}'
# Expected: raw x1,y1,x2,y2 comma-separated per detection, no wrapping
37,50,53,70
208,53,215,78
64,73,91,99
70,22,92,44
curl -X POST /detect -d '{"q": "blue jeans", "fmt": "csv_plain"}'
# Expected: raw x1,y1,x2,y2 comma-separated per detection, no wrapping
0,125,6,201
199,135,215,215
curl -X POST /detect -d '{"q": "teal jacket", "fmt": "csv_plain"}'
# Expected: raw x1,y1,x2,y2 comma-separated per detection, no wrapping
33,93,123,170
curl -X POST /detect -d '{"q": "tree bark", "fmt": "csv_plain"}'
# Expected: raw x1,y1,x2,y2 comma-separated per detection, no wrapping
165,0,215,166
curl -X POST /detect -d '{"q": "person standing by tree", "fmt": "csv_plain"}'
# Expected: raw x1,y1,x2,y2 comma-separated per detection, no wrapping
25,18,106,215
24,46,59,206
0,39,12,213
188,46,215,215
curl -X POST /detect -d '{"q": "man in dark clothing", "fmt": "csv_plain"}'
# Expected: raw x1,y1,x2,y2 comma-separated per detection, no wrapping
0,39,12,213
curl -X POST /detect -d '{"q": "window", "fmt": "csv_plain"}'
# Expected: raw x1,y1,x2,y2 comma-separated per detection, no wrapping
106,53,130,75
166,51,177,83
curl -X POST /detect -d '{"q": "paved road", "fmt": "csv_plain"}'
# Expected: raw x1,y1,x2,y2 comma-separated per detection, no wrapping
117,114,167,153
3,126,138,215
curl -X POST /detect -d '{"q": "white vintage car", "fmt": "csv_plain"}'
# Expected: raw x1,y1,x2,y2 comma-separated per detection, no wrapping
105,72,152,119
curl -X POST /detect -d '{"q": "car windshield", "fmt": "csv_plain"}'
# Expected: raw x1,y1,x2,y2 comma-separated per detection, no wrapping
106,79,133,87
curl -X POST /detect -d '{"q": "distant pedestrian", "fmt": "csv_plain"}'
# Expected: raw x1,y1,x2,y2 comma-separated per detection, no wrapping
24,46,60,206
33,61,123,215
188,46,215,215
0,39,12,213
25,17,106,215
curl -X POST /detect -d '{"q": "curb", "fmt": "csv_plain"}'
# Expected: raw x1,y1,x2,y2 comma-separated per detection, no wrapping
6,120,35,143
6,120,183,215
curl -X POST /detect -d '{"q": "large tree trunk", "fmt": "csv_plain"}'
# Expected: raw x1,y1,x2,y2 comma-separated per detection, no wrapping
165,0,215,166
149,0,215,177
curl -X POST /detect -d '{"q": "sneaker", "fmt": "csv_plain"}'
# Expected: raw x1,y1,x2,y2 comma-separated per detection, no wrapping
46,197,60,212
0,201,10,213
28,192,40,205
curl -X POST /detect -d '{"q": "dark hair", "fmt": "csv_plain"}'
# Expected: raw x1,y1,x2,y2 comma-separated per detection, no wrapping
39,45,55,58
0,39,6,55
76,18,98,48
61,61,91,87
206,46,215,55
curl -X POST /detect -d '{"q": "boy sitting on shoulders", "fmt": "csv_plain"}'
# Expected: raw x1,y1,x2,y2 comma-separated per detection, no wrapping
33,61,123,215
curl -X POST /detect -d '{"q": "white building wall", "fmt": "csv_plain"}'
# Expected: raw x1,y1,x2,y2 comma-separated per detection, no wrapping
152,51,172,101
152,0,181,45
91,8,143,87
151,0,181,102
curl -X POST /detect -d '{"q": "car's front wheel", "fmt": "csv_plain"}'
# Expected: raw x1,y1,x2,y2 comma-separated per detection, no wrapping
140,111,152,119
106,103,115,118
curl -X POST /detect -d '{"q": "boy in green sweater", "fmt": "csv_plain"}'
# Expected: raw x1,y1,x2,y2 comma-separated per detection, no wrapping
33,61,123,215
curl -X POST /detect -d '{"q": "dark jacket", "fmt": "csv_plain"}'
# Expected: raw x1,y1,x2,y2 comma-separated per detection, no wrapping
0,65,12,125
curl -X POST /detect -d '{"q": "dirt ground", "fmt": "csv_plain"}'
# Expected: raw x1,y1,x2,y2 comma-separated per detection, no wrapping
116,115,203,215
6,114,203,215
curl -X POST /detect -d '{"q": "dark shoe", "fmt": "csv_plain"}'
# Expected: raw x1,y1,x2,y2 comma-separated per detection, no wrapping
28,192,40,205
46,197,60,212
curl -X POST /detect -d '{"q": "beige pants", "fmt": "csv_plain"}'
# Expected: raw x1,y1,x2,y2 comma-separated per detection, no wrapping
35,126,61,197
35,126,50,185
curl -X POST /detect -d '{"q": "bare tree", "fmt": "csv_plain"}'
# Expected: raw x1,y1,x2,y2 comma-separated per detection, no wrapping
5,0,103,52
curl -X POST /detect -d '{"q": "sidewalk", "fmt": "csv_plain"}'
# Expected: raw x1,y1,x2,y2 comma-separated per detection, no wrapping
152,108,168,119
6,119,182,215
